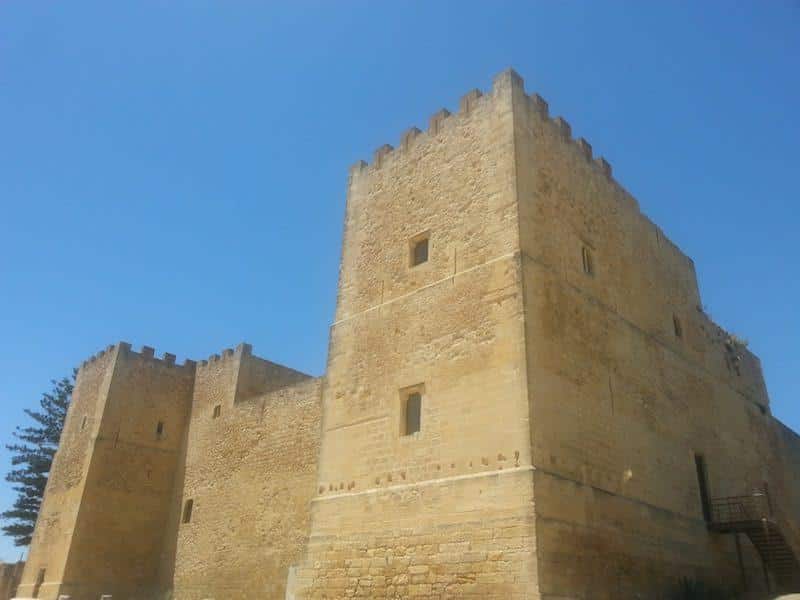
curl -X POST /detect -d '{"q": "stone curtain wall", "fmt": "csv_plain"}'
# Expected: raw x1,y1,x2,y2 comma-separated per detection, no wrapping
171,347,321,600
511,72,779,597
772,420,800,550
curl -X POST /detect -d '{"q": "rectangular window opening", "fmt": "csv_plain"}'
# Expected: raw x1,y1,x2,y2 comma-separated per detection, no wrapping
403,391,422,436
694,454,712,523
410,234,429,267
213,404,221,419
581,245,594,276
80,416,87,431
156,421,164,438
182,499,194,524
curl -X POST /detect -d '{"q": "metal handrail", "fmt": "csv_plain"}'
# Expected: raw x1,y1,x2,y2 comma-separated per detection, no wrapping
710,489,772,525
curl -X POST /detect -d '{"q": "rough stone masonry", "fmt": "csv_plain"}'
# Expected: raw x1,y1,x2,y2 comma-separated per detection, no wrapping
12,69,800,600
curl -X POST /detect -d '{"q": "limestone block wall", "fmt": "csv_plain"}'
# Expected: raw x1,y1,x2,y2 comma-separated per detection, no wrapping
772,420,800,549
16,346,118,600
16,344,196,600
292,71,540,599
510,71,782,597
0,562,23,600
779,422,800,515
63,345,194,600
170,345,322,600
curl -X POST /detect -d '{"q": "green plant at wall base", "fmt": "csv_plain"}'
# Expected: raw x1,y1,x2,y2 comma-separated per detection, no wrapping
1,373,74,546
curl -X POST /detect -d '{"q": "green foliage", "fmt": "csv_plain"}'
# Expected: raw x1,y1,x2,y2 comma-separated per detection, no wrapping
2,373,74,546
666,576,737,600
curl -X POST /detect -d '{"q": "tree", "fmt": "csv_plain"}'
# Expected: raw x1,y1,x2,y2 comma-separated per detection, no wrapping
2,373,74,546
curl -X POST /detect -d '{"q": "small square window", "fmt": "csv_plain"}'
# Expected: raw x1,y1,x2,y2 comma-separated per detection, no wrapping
410,234,429,267
213,405,221,419
581,245,594,276
182,499,193,524
401,388,423,436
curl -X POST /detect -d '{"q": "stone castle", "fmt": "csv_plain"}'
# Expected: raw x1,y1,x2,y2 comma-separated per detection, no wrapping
12,69,800,599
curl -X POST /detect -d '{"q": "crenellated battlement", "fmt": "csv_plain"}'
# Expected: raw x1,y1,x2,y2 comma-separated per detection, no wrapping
78,342,196,372
197,342,252,368
80,343,116,369
348,70,511,177
348,68,617,188
118,342,196,369
542,111,619,187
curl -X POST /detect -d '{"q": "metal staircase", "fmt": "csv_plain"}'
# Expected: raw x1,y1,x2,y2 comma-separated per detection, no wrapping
709,488,800,592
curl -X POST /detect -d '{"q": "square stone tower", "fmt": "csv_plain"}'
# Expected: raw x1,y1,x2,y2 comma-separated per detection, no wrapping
290,69,798,598
292,69,539,598
14,344,195,600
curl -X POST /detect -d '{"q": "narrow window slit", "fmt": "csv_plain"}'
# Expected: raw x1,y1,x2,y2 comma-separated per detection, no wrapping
403,391,422,436
182,499,194,524
581,245,594,276
694,454,712,523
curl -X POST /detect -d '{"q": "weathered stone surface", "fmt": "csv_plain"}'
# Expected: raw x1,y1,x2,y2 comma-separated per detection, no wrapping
0,562,23,600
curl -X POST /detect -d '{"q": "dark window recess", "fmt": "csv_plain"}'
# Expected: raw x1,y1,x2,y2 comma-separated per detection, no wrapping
81,416,87,431
673,315,683,339
411,237,429,266
156,421,164,438
694,454,712,522
581,246,594,276
182,499,194,524
213,405,221,419
404,392,422,436
33,568,45,598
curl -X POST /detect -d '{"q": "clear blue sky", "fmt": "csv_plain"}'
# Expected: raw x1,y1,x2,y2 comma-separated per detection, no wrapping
0,1,797,561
